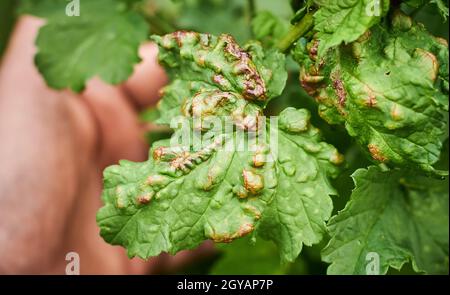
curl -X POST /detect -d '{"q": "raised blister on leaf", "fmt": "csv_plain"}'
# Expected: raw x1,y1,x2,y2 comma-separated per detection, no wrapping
152,31,288,125
294,11,449,174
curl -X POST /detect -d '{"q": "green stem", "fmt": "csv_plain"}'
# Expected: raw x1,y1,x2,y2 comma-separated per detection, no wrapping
247,0,256,38
277,12,314,53
136,1,176,35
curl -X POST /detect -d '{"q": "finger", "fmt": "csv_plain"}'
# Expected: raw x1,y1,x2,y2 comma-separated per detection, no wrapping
121,43,167,110
82,78,148,168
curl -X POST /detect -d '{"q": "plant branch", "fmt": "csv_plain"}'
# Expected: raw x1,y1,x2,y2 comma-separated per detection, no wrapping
277,12,314,53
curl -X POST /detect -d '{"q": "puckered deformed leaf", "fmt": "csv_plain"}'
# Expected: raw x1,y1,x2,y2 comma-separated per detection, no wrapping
151,31,288,124
97,131,277,258
97,107,342,259
258,108,342,263
97,31,342,260
294,11,449,174
313,0,390,56
25,0,148,92
322,165,449,274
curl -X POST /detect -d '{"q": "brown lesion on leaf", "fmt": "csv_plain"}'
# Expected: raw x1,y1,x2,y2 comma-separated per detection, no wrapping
390,104,403,121
209,223,254,243
252,152,266,168
153,146,184,161
154,137,225,174
308,39,320,61
364,85,377,107
172,30,198,47
242,170,264,194
357,30,372,43
220,34,267,101
299,66,324,96
414,49,439,81
332,78,346,107
330,150,344,165
243,205,262,220
368,143,388,162
233,185,249,199
136,192,154,205
435,37,448,47
212,74,229,88
146,175,170,186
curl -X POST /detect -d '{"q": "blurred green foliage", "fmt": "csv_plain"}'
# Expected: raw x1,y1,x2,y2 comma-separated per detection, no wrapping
0,0,17,58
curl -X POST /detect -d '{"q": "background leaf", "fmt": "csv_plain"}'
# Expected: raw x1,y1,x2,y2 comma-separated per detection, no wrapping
322,165,449,274
22,0,149,92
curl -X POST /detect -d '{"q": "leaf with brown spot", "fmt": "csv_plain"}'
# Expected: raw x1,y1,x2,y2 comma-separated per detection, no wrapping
293,11,449,175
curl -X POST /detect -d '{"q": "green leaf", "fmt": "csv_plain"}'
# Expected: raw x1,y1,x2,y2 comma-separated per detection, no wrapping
97,131,278,258
313,0,390,56
97,107,342,260
403,0,449,20
26,0,148,92
294,11,449,174
322,166,449,274
151,31,288,124
97,31,341,260
251,11,289,48
258,108,342,263
431,0,450,20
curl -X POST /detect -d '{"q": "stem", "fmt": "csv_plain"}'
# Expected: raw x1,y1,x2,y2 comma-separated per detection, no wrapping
136,1,176,35
277,12,314,53
247,0,256,38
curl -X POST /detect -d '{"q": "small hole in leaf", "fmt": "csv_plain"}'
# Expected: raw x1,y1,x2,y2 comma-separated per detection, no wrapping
385,71,391,76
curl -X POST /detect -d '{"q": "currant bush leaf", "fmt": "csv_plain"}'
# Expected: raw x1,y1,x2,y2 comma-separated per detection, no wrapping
431,0,450,20
152,31,288,125
24,0,148,92
97,115,341,259
258,108,343,263
97,30,342,260
313,0,390,56
294,11,449,174
97,131,277,258
404,0,450,20
322,165,449,274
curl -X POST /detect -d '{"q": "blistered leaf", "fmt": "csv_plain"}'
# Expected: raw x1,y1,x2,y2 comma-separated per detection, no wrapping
97,107,342,259
97,31,341,260
313,0,390,56
258,108,342,263
26,0,148,92
294,11,449,174
322,166,449,274
97,131,278,258
152,31,288,125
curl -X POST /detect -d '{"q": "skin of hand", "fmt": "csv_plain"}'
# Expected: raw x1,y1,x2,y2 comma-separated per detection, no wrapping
0,16,212,274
